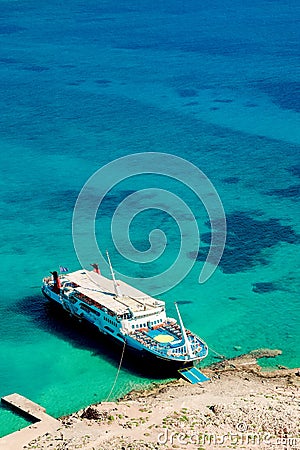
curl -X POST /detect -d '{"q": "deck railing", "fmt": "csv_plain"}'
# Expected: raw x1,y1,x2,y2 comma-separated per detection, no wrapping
132,331,207,360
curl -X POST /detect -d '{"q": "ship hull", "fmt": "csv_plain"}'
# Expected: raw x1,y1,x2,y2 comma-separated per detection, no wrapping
41,288,200,374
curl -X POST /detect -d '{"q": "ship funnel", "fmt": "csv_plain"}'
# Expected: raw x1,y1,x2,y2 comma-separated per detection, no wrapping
106,251,123,298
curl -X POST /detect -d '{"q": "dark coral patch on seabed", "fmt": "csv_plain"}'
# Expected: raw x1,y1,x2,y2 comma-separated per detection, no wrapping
222,177,240,184
255,81,300,113
213,98,233,103
287,164,300,179
22,65,50,72
265,185,300,200
252,282,279,294
177,88,198,98
191,212,299,274
95,79,112,85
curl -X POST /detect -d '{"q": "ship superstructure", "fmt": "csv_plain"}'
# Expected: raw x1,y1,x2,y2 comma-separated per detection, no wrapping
42,264,208,368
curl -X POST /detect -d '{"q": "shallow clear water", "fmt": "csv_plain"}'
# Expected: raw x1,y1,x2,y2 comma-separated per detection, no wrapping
0,0,299,437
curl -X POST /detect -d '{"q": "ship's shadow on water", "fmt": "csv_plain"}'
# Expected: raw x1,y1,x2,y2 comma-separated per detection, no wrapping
13,295,176,380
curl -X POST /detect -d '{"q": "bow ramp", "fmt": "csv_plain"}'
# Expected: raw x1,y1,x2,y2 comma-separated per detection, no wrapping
179,367,210,384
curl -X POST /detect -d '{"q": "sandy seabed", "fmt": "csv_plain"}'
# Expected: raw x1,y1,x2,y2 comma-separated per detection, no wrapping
25,350,299,450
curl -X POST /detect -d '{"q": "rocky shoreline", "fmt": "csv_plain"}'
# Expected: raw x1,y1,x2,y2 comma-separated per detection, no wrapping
26,349,300,450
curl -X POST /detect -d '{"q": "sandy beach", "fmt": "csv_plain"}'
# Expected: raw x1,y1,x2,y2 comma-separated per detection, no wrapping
23,350,299,450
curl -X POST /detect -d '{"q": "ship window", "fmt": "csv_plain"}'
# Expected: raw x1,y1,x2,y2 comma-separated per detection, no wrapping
104,326,114,333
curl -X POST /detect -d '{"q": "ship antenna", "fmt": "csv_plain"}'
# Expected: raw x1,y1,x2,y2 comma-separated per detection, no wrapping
106,250,123,298
174,302,194,358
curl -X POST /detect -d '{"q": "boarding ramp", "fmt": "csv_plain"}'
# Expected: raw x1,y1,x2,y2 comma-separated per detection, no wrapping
179,367,210,384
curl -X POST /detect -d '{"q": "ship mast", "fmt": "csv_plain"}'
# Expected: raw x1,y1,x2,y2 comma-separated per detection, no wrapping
106,251,123,298
174,302,194,358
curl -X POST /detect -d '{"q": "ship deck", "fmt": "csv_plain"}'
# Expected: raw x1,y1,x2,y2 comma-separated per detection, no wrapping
131,322,208,360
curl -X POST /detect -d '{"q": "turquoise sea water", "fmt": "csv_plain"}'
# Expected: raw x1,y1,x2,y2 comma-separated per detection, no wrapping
0,0,299,437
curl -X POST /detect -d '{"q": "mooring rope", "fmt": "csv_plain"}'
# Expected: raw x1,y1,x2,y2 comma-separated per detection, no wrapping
208,345,227,360
105,339,126,401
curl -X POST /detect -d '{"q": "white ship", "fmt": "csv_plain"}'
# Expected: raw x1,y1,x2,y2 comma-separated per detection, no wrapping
42,255,208,370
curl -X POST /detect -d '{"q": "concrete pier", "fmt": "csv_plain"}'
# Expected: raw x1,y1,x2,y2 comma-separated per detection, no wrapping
0,393,60,450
